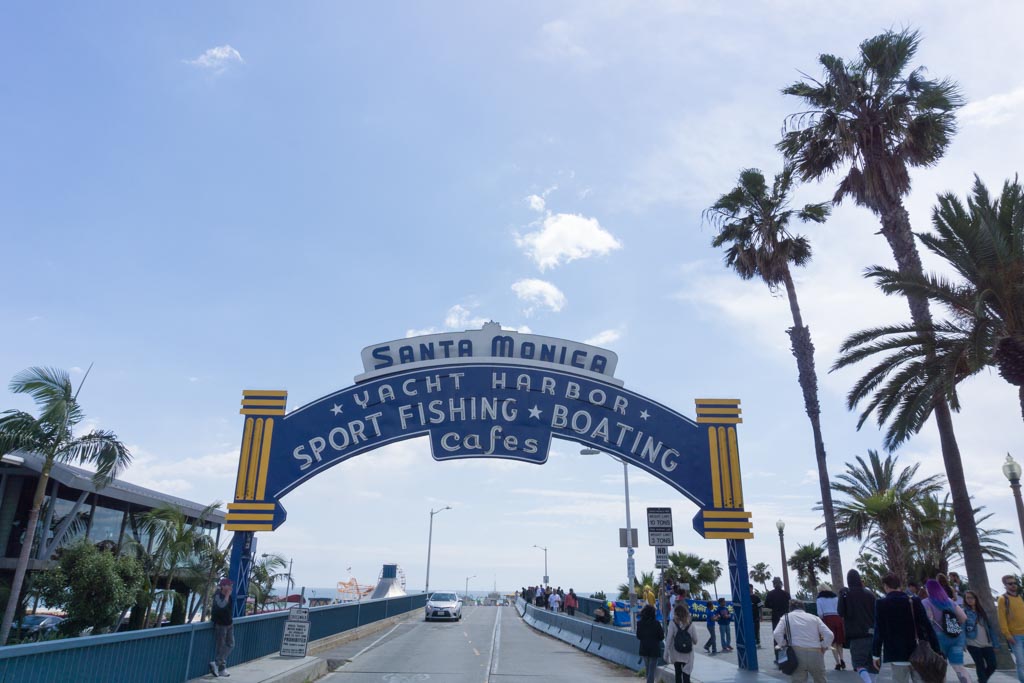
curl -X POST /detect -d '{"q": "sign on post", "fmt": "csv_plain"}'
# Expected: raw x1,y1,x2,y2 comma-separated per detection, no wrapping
655,546,669,568
619,528,639,548
647,507,674,546
280,608,311,657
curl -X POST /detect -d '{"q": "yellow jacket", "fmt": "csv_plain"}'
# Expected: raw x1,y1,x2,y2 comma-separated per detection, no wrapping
997,593,1024,638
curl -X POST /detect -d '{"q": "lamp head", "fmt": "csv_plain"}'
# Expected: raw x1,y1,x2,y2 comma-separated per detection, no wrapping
775,519,785,532
580,448,600,455
1004,454,1022,482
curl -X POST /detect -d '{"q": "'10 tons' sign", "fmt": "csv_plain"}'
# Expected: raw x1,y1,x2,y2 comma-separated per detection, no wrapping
647,507,674,546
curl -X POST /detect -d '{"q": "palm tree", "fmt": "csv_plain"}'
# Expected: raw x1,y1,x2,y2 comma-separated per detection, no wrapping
777,27,994,610
906,493,1016,581
835,177,1024,428
0,367,132,645
618,570,657,601
705,559,723,599
749,562,772,592
855,552,886,592
828,450,943,582
137,503,221,626
788,543,829,592
249,553,287,612
664,552,719,597
706,165,844,588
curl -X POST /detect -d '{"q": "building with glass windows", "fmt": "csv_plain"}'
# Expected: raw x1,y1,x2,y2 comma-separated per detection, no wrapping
0,450,226,575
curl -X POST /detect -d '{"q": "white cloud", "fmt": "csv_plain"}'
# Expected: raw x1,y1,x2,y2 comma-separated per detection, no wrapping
534,20,593,64
516,213,622,270
960,86,1024,127
526,194,546,212
185,45,244,74
584,328,623,346
512,279,567,315
444,304,490,330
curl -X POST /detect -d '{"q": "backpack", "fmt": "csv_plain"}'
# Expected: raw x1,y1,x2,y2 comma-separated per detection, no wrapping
939,608,962,637
674,623,693,653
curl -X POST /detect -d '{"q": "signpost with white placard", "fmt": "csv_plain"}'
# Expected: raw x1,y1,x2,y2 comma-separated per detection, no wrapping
655,546,669,568
280,608,310,657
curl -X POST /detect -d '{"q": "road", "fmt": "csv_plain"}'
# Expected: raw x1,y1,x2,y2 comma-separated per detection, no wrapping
320,605,635,682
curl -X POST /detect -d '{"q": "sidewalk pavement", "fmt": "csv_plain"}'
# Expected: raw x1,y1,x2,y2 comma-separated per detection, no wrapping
190,656,325,683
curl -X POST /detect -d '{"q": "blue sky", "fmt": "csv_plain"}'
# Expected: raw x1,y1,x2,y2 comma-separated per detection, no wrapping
4,2,1024,597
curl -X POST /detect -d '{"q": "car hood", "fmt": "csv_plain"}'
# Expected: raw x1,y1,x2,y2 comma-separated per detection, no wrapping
427,601,460,607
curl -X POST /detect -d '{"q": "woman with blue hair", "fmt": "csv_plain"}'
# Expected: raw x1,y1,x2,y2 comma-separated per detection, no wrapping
922,578,969,683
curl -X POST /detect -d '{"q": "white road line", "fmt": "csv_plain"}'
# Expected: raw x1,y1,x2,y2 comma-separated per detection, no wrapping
350,622,403,660
484,607,501,681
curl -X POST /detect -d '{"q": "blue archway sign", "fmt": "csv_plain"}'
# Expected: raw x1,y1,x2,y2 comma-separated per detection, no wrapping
225,324,758,670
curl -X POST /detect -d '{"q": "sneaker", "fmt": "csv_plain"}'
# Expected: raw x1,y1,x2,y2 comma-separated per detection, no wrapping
219,672,230,678
209,662,220,677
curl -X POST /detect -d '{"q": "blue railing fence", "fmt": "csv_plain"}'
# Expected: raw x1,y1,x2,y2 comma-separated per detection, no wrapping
0,593,427,683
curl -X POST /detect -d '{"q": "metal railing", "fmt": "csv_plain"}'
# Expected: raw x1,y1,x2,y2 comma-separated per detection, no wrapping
0,593,427,683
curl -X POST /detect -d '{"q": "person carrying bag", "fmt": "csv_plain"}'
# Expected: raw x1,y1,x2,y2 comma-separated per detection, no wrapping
773,599,833,683
665,603,700,683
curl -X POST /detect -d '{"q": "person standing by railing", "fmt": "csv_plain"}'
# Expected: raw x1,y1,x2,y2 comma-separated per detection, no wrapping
564,589,579,617
210,578,235,678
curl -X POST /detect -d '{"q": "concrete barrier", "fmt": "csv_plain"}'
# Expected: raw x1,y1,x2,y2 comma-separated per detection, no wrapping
586,620,642,671
518,603,643,671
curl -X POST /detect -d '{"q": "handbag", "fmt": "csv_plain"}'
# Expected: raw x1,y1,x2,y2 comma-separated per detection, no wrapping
778,615,799,675
908,600,947,683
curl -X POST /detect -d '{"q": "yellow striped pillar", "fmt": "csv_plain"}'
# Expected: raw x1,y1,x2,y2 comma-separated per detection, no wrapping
694,399,753,540
226,390,287,531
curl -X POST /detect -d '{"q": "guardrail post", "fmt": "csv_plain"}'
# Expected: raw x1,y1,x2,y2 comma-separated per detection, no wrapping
184,623,196,682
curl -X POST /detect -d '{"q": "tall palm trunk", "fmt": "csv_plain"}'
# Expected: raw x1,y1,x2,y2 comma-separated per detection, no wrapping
781,268,845,589
0,461,53,645
879,205,994,610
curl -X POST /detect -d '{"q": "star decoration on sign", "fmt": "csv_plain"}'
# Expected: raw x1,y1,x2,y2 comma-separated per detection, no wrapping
330,404,344,416
639,409,650,420
528,405,542,420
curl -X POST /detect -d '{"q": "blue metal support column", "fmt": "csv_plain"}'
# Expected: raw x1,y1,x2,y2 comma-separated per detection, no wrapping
728,538,758,671
228,531,255,618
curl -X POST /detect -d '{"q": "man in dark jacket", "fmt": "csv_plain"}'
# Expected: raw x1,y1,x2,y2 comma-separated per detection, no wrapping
765,577,790,664
210,578,235,677
839,569,877,683
872,572,940,683
765,577,790,631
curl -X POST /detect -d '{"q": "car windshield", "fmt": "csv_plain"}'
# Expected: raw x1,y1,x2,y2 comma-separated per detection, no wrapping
20,616,46,626
430,593,457,602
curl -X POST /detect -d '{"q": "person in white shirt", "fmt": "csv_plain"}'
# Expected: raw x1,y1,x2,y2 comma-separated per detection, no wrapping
548,591,562,611
773,600,835,683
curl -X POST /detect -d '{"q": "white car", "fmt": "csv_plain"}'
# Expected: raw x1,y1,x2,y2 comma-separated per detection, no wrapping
424,592,462,621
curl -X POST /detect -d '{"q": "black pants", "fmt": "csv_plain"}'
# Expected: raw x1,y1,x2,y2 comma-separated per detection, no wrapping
673,662,691,683
966,645,997,683
566,606,575,616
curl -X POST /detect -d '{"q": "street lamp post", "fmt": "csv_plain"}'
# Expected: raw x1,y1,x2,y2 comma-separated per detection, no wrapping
532,545,548,584
1003,454,1024,551
582,447,636,632
425,505,451,593
776,520,790,595
465,575,476,601
286,557,294,604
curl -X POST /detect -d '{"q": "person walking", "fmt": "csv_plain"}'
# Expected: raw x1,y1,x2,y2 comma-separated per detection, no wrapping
564,589,578,617
816,584,846,670
872,572,940,683
838,569,877,683
210,578,235,678
773,599,834,683
716,597,733,652
964,589,998,683
665,603,700,683
548,589,562,612
998,574,1024,682
750,585,763,649
704,600,718,654
766,577,791,632
534,585,545,608
637,604,665,683
922,578,969,683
